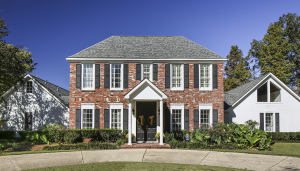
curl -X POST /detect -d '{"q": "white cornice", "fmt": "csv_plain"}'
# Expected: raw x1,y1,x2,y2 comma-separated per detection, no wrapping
66,58,227,63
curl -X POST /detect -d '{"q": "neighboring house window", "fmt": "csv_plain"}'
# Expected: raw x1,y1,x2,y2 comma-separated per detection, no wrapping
25,112,32,130
170,103,184,132
199,64,212,90
82,64,94,90
265,113,274,132
26,81,33,93
81,104,94,129
110,64,123,90
142,64,152,80
199,104,212,129
109,103,123,130
171,64,183,90
257,81,281,102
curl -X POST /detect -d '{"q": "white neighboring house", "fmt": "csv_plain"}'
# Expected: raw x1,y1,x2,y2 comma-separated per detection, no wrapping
0,74,69,131
224,73,300,132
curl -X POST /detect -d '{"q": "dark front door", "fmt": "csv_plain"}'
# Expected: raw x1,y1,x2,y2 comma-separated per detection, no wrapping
136,102,156,141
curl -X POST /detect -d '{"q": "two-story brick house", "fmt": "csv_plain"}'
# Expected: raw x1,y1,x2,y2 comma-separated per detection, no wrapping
66,36,226,145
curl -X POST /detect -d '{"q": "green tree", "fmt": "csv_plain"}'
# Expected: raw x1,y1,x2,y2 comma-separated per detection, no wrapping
0,18,37,96
249,13,300,89
224,45,251,92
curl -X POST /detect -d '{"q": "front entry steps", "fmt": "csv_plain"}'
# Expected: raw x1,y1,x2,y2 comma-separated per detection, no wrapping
120,142,171,149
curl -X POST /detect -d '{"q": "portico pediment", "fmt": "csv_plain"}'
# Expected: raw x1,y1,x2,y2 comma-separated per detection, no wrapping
124,79,167,100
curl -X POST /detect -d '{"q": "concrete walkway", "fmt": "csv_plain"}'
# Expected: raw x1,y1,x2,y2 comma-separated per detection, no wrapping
1,149,300,171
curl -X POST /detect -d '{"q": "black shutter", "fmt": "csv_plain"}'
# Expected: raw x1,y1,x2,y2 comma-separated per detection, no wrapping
213,64,218,89
25,112,32,130
153,64,158,80
136,64,141,80
165,64,170,88
184,109,189,131
94,109,100,129
194,64,199,88
104,64,110,88
123,109,128,130
194,109,199,129
95,64,100,88
213,109,218,126
184,64,189,88
76,64,81,89
260,113,264,131
124,64,128,88
104,109,110,128
76,109,81,129
275,113,279,132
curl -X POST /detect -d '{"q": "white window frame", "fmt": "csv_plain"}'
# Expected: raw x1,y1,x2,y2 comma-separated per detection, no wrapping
109,103,123,131
81,64,95,90
81,103,95,129
199,64,212,91
257,81,281,103
142,64,152,81
199,104,213,128
110,64,123,90
263,112,275,132
170,64,184,90
170,103,184,132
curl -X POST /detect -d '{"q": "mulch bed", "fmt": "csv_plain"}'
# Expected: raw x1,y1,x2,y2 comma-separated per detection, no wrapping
4,143,58,152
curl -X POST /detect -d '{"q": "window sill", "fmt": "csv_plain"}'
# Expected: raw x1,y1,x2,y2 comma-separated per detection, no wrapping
81,90,95,92
256,102,283,104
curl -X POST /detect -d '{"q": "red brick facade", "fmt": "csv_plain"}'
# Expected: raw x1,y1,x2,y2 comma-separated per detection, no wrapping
69,62,224,131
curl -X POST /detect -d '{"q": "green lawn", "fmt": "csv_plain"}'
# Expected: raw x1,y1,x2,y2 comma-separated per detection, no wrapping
25,162,244,171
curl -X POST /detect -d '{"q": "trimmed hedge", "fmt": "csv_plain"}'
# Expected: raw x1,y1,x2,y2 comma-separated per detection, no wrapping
0,131,15,139
269,132,300,143
42,142,118,150
18,131,27,139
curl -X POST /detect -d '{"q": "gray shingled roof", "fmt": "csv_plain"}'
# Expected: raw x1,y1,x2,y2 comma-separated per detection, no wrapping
69,36,225,59
30,75,69,107
224,74,269,110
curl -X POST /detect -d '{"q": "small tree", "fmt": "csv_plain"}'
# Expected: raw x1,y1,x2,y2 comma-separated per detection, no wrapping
245,120,259,130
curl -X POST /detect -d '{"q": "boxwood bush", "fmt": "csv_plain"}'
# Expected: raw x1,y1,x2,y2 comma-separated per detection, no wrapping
0,131,15,139
269,132,300,142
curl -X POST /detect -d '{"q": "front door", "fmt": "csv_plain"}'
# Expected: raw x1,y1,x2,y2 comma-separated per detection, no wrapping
136,102,156,141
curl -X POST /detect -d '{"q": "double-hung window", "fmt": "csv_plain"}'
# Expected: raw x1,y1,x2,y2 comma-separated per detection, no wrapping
81,104,94,129
265,113,274,132
109,104,123,130
170,103,184,132
82,64,95,90
110,64,123,90
26,81,33,93
199,104,212,129
171,64,183,90
142,64,152,80
199,64,212,90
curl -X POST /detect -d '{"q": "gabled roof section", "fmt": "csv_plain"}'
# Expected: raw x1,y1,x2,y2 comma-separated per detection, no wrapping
29,75,69,107
224,73,300,110
67,36,225,60
124,79,167,100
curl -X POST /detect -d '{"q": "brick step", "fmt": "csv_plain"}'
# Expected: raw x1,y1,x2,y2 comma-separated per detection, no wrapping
120,143,171,149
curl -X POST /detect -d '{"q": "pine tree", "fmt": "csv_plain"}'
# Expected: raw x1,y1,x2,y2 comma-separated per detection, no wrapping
224,45,251,92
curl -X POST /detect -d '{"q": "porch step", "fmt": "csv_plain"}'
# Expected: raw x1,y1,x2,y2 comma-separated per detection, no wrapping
120,143,171,149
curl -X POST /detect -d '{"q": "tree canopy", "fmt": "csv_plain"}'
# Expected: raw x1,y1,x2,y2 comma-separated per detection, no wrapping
0,18,37,96
224,45,251,92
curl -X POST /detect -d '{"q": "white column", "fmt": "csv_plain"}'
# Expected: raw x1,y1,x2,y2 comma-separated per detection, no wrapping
160,100,164,145
128,100,132,145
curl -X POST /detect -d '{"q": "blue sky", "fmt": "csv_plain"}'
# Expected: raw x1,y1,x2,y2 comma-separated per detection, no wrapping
1,0,300,90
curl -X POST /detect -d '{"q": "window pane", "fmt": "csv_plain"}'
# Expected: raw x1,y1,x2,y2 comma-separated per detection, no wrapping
83,64,94,88
26,81,33,93
111,109,121,129
270,82,281,102
111,64,121,88
200,109,210,129
143,64,151,80
172,65,181,88
200,64,210,88
172,109,181,131
266,113,273,132
257,83,268,102
83,109,93,129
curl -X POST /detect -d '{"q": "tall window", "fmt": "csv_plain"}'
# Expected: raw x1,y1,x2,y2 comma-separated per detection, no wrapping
111,64,122,89
171,109,182,131
265,113,273,132
25,112,32,130
111,109,121,129
143,64,151,80
26,81,33,93
200,109,210,129
200,64,210,88
270,82,281,102
172,64,182,89
82,64,94,89
82,109,93,129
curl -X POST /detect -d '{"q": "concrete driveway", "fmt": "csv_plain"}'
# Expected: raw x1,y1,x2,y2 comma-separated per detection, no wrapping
1,149,300,171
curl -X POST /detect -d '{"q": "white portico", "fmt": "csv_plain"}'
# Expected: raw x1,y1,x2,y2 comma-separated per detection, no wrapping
124,79,167,145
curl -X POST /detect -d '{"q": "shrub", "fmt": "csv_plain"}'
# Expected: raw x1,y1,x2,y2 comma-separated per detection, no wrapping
0,131,15,139
116,139,127,147
18,131,27,139
64,131,80,144
245,120,259,130
155,132,165,139
269,132,300,143
41,124,66,143
43,142,118,150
